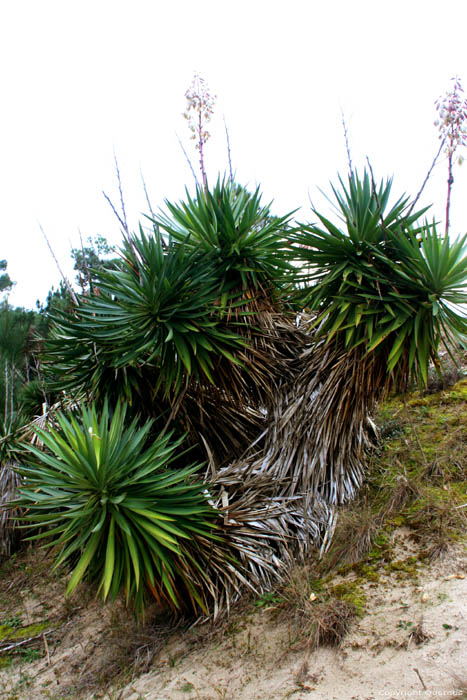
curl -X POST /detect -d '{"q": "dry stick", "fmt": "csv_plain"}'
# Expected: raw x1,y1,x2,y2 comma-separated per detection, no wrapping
176,133,200,187
413,667,427,691
42,633,50,665
407,137,446,217
140,170,167,250
113,151,129,236
101,191,139,269
33,355,48,408
0,624,64,654
38,223,78,306
340,109,353,175
103,153,140,261
366,157,380,208
160,385,188,438
102,190,127,232
9,363,13,419
224,116,233,183
140,169,156,221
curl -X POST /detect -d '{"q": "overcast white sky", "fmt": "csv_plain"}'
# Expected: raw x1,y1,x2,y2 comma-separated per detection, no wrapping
2,0,467,309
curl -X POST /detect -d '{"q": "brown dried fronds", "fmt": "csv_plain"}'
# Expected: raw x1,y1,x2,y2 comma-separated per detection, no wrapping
0,459,22,557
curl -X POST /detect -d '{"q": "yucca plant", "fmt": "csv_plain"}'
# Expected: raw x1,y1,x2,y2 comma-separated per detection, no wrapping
44,183,301,463
293,171,467,386
225,171,467,511
12,401,229,615
153,179,302,439
44,232,246,401
260,169,467,505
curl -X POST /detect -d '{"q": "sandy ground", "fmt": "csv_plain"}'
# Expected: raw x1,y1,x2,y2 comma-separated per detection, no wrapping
1,544,465,700
116,556,467,700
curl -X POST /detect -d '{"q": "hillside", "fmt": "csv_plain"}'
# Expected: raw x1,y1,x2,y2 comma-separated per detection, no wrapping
0,381,466,700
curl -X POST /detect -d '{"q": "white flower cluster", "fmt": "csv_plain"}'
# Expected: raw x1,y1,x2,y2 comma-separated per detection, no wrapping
183,73,217,149
435,76,467,159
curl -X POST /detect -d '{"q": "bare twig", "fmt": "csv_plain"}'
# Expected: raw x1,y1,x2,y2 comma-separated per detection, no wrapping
341,110,353,175
176,133,200,187
446,151,454,235
42,633,50,665
38,223,78,305
407,137,446,217
102,190,127,232
140,169,156,220
33,355,48,407
0,625,61,654
140,170,167,250
114,151,128,235
413,667,427,691
4,360,8,422
103,152,134,256
224,116,233,182
160,385,187,438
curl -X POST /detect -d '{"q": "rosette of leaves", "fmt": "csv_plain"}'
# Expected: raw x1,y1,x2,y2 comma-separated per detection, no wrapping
155,177,296,297
13,401,226,615
293,170,467,385
44,231,246,403
153,178,302,415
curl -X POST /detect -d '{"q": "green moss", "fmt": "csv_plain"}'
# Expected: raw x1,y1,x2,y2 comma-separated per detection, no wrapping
357,564,380,582
407,397,430,407
385,557,419,578
330,582,366,616
368,530,392,561
308,577,328,594
0,620,49,642
406,484,466,516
